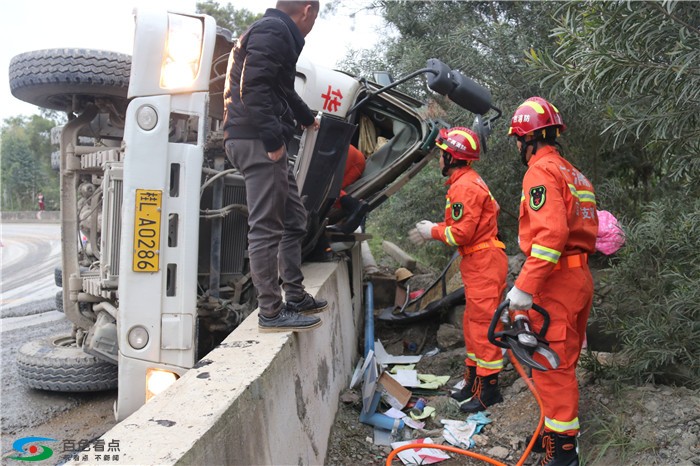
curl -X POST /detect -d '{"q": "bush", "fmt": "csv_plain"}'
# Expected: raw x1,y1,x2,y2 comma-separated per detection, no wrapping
596,197,700,388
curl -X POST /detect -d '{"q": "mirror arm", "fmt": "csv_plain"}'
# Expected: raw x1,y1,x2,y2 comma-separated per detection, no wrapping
488,105,502,123
347,68,436,117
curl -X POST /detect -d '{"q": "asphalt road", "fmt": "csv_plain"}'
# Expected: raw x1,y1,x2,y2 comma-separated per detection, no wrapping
1,223,116,464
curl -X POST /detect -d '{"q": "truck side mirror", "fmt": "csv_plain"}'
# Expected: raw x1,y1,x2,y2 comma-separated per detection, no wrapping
425,58,492,115
372,71,394,87
448,70,492,115
425,58,455,96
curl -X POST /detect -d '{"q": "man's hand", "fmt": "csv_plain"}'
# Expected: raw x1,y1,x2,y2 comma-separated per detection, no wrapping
303,118,320,131
416,220,436,240
267,145,286,161
506,286,533,310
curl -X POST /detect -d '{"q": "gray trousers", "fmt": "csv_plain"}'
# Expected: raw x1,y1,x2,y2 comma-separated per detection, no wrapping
225,139,308,317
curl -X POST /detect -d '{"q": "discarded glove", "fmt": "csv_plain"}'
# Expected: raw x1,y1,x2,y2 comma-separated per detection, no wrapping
417,374,450,389
441,412,492,449
506,286,533,310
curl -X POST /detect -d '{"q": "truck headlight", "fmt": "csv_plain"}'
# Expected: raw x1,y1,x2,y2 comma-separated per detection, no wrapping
160,14,204,89
146,368,179,401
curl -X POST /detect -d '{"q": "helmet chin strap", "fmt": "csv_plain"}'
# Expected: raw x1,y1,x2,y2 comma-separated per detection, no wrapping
441,151,471,176
441,151,453,177
518,136,536,167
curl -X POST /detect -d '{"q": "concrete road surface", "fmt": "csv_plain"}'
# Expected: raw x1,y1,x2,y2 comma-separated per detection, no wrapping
1,223,116,464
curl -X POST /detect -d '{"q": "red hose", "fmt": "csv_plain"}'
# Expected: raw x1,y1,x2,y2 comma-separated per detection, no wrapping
385,349,545,466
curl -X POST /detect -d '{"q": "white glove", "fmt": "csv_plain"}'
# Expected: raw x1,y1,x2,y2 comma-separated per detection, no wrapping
506,286,533,310
416,220,436,240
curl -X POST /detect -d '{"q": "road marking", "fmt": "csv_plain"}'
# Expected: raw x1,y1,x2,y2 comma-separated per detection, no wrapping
1,311,66,333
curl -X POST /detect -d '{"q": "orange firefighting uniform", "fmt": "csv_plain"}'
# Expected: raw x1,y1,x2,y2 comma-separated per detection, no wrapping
431,166,508,377
341,144,366,191
515,145,598,435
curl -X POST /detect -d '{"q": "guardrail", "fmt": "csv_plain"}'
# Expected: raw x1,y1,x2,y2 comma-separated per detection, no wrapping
70,246,364,465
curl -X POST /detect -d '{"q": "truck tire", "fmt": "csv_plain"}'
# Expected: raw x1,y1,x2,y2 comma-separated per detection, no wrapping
55,291,64,313
16,335,118,392
54,266,62,288
8,49,131,113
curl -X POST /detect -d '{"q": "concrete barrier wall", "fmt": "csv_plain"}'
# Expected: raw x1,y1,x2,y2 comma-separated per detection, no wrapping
73,248,363,466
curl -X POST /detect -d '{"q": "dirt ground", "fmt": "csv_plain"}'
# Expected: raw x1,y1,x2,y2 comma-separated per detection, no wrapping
325,266,700,466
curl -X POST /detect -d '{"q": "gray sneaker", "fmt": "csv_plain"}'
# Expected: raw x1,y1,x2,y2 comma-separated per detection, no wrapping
258,309,322,333
286,292,328,315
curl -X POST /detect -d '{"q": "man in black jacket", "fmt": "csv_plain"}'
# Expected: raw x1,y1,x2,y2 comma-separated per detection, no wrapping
223,1,328,333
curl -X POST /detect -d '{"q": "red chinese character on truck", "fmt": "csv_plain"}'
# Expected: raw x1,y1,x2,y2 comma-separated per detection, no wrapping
321,85,343,113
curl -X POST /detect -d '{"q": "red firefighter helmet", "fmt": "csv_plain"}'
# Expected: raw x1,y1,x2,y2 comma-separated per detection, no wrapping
435,127,480,161
508,97,566,137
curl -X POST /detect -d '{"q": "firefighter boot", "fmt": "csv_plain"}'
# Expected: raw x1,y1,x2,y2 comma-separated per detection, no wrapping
540,432,579,466
459,373,503,413
525,432,545,453
451,365,476,403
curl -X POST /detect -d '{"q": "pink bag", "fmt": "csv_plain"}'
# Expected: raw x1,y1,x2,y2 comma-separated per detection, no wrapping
596,210,625,255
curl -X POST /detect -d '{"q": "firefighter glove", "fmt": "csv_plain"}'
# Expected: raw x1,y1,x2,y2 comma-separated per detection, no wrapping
416,220,436,240
507,286,533,310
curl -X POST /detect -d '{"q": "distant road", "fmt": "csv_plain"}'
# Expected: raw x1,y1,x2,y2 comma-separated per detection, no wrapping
1,223,61,316
0,223,116,464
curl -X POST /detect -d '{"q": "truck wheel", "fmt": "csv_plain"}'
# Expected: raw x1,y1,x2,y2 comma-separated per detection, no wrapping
9,48,131,113
54,266,62,288
17,335,118,392
55,291,64,313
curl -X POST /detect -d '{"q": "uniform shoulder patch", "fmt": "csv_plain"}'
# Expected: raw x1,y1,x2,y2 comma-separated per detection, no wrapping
529,186,546,211
451,202,464,221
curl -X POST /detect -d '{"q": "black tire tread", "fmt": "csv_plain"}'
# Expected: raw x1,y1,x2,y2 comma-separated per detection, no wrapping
9,48,131,111
16,335,117,392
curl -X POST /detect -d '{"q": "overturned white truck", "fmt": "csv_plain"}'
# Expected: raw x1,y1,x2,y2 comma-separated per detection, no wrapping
9,8,497,420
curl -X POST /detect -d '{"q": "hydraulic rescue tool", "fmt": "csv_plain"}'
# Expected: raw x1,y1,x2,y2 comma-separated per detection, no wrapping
489,300,560,371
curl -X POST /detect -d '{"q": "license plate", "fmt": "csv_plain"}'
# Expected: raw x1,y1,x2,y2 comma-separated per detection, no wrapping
133,189,162,272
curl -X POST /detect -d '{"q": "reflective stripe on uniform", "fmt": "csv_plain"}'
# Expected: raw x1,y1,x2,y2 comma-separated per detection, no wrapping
578,190,596,204
467,352,477,362
520,191,525,202
568,184,597,205
531,244,561,264
475,357,504,370
445,197,451,210
445,226,458,246
545,416,580,433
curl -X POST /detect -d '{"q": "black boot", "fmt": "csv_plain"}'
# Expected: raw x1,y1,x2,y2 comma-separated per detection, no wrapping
459,373,503,413
525,432,545,453
540,432,579,466
451,366,476,403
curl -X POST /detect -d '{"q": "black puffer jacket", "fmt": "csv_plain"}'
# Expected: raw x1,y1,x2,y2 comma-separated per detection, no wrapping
223,8,315,152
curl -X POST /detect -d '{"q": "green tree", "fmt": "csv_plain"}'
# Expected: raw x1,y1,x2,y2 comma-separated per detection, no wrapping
527,0,700,387
359,1,601,261
348,0,700,388
1,115,57,211
196,1,262,36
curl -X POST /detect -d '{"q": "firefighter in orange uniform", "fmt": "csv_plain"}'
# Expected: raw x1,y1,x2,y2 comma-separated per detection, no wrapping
409,127,508,413
506,97,598,466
